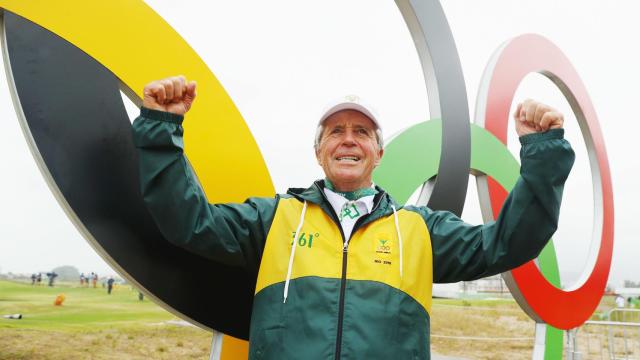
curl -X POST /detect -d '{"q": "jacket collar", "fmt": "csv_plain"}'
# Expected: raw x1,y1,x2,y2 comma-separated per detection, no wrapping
287,180,399,224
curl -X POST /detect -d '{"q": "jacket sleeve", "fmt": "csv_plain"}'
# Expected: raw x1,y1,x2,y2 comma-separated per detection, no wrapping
408,128,575,283
131,107,277,271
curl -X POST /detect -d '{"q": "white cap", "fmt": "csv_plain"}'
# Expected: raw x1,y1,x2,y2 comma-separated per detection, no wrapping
318,95,381,130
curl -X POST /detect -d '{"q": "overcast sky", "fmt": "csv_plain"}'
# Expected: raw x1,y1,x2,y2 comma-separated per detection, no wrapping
0,1,637,289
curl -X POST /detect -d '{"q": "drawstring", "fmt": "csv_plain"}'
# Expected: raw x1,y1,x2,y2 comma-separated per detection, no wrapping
391,205,403,279
283,201,307,303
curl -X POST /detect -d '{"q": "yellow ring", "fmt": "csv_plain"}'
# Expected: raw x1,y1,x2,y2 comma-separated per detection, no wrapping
0,1,267,357
0,0,275,203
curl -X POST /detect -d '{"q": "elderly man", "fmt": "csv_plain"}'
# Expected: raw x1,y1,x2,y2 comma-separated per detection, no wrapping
132,76,574,359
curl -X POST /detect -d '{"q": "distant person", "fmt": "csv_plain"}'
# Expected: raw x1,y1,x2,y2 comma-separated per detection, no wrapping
138,291,144,301
79,273,85,287
36,273,42,286
31,273,36,285
46,272,58,287
616,294,625,308
92,273,98,288
107,277,114,295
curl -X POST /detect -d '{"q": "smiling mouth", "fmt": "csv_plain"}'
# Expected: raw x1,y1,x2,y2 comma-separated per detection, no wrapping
336,156,360,162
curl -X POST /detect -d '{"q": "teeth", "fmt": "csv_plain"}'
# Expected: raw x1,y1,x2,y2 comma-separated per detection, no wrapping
337,156,359,161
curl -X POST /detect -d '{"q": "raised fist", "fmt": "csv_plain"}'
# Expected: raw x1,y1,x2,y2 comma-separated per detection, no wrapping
514,99,564,137
142,75,197,115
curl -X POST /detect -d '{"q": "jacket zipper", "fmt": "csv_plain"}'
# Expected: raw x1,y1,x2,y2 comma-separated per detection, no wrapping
311,183,386,359
335,242,348,360
326,188,385,360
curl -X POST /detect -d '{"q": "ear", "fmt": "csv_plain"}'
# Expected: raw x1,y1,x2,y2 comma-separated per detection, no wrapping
374,148,384,166
315,148,322,165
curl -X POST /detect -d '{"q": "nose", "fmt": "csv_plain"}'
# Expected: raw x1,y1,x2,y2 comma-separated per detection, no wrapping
341,128,357,146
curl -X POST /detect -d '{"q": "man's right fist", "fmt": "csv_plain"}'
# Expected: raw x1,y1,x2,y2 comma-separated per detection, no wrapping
142,75,197,115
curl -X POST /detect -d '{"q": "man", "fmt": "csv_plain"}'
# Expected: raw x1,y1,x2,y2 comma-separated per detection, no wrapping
107,277,115,295
132,75,574,359
46,272,57,287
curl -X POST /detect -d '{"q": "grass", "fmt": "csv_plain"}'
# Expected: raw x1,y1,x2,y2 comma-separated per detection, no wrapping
0,280,212,359
0,280,626,359
429,296,626,360
0,280,174,330
429,298,535,360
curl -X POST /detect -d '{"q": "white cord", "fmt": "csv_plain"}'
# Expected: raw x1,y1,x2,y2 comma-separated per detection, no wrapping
283,201,307,303
391,205,403,279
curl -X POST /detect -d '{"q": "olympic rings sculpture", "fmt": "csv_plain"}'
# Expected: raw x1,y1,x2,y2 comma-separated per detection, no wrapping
0,1,612,359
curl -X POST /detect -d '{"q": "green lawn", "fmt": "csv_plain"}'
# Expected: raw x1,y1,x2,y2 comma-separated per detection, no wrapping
0,280,173,331
0,279,619,359
0,280,212,359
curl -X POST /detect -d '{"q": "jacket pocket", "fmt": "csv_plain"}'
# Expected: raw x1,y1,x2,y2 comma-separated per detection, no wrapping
251,325,284,359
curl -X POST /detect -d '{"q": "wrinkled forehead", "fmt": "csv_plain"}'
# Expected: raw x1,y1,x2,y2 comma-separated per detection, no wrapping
321,109,378,130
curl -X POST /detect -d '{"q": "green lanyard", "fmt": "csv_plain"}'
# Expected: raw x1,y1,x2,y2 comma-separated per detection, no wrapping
324,178,378,201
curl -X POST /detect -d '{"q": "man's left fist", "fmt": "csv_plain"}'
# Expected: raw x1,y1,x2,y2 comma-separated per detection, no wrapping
514,99,564,137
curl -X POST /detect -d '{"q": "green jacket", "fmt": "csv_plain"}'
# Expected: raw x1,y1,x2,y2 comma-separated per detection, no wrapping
132,108,575,359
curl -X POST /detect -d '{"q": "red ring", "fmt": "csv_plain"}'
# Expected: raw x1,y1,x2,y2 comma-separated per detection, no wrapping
482,34,614,329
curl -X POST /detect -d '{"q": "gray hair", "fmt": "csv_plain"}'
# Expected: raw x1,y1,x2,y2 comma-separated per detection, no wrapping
313,124,384,150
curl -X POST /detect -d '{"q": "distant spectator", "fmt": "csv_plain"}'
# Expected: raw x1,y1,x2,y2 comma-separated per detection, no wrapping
92,273,98,288
138,291,144,301
615,294,625,308
46,272,58,287
80,273,85,287
31,273,36,285
36,273,42,286
107,277,114,295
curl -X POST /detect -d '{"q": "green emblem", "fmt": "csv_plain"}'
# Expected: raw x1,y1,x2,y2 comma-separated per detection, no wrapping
339,203,360,221
376,239,391,254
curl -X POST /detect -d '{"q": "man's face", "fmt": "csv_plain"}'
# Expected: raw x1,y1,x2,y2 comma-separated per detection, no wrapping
315,110,383,191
